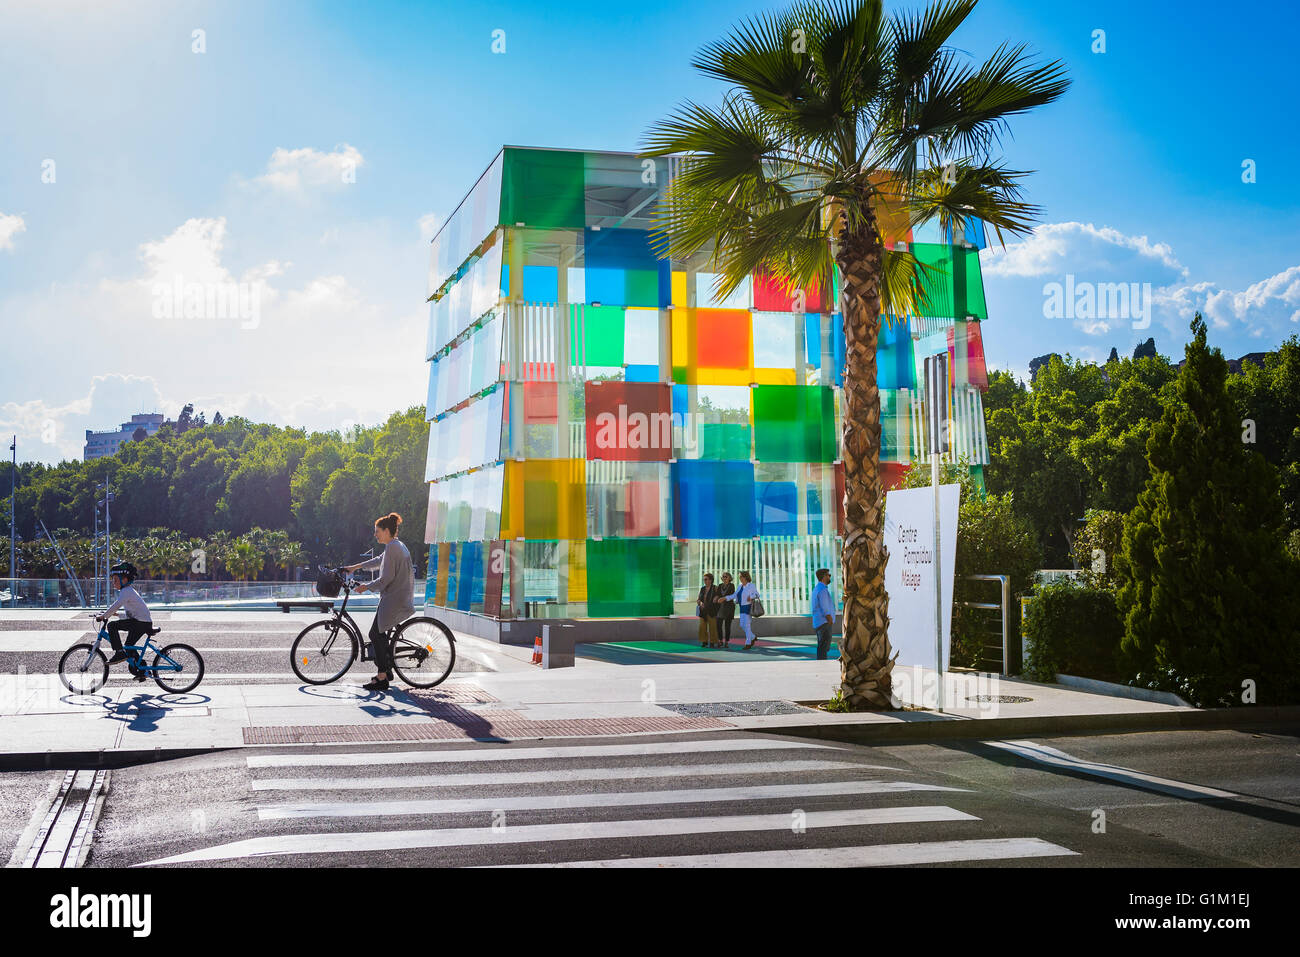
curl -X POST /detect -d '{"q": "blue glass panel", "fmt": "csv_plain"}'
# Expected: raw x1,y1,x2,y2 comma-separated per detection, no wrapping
877,318,914,389
807,485,825,536
584,228,668,308
804,313,822,368
672,460,756,539
672,384,689,416
755,481,798,536
626,363,659,383
456,541,479,610
522,265,558,303
832,312,846,386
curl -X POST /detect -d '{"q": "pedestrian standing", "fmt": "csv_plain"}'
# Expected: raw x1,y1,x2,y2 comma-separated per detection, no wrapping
696,573,720,647
811,567,836,660
735,571,760,650
714,572,736,647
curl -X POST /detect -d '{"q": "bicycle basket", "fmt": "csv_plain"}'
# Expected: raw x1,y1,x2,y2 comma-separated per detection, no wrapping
315,568,343,598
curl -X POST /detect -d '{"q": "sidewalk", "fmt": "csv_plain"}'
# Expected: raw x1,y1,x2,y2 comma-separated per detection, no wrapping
2,616,1296,763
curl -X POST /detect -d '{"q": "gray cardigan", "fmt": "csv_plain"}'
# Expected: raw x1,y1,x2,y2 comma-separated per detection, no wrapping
359,538,416,633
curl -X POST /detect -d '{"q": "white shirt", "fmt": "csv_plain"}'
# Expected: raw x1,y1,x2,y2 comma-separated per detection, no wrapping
105,584,152,623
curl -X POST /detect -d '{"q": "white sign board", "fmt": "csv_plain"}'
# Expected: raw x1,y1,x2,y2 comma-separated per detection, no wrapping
883,483,960,672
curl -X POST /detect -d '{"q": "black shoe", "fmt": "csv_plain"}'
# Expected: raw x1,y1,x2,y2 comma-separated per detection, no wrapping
107,651,128,664
133,670,148,682
363,678,390,691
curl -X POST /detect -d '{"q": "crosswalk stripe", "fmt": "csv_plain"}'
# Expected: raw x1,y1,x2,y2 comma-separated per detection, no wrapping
490,837,1080,868
256,780,970,820
250,759,870,791
138,806,979,865
245,738,857,768
986,740,1240,800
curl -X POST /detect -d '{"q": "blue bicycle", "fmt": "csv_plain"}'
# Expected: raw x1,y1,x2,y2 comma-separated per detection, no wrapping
58,615,205,695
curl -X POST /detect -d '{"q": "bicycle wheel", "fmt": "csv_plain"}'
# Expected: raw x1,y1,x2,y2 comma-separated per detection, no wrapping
58,643,108,695
291,619,357,684
389,617,456,688
153,644,205,694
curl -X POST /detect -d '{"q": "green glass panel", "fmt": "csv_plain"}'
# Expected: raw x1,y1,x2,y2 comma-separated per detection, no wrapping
912,243,987,320
571,304,625,366
958,246,987,320
500,149,585,229
586,538,674,617
698,422,751,460
752,385,836,462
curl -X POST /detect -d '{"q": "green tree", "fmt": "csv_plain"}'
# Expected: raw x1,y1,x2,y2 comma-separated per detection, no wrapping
225,539,262,581
1227,335,1300,531
643,0,1068,709
1115,315,1300,706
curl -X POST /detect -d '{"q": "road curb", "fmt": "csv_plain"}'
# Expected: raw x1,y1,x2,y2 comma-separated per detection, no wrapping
0,746,233,772
749,705,1300,745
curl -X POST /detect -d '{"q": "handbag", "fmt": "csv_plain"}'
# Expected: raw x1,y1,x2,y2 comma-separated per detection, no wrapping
749,590,765,618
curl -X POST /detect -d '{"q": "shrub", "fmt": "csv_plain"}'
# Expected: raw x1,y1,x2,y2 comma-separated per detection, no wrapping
1022,578,1124,683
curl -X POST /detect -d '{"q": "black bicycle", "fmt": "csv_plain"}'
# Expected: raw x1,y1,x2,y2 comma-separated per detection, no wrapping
289,566,456,688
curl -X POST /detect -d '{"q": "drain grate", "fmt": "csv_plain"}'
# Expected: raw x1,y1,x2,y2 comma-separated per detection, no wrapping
967,695,1033,704
658,700,811,718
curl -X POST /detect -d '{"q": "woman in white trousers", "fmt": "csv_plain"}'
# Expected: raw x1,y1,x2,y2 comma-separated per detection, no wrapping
733,571,759,650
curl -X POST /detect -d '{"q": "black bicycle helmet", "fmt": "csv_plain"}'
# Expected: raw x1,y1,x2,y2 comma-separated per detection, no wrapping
315,567,343,598
109,562,138,585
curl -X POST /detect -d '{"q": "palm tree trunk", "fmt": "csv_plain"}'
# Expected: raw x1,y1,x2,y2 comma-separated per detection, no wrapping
836,213,896,711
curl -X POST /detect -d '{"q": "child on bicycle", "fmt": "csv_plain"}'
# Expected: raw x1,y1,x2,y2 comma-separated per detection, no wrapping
96,562,152,671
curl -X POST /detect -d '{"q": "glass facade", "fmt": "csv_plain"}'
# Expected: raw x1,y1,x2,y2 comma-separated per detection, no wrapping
422,147,993,621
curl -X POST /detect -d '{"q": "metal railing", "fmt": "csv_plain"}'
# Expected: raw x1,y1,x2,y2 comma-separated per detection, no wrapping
957,574,1010,675
0,578,422,610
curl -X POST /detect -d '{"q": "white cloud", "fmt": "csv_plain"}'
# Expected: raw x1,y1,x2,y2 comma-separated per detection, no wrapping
418,213,440,243
0,215,427,465
981,221,1187,283
254,144,365,193
0,212,26,251
1154,266,1300,339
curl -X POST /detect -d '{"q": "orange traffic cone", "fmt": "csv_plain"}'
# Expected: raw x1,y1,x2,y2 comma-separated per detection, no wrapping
531,635,543,665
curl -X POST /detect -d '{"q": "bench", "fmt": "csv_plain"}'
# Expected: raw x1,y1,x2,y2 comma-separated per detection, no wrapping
274,599,335,614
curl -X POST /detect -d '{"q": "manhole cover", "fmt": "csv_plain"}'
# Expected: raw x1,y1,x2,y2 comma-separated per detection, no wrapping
658,700,810,718
967,695,1033,703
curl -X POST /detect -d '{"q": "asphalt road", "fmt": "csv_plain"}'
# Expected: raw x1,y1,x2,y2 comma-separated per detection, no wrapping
74,726,1299,868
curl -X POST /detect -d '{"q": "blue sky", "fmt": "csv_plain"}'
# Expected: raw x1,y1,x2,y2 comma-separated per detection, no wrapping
2,0,1298,464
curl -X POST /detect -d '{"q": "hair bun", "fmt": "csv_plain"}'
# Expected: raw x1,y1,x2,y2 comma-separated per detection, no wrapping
389,512,403,525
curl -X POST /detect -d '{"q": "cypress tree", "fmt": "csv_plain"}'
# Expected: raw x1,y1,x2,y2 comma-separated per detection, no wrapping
1116,315,1300,706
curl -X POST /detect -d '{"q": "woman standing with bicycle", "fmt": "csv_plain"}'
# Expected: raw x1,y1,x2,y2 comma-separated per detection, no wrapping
345,512,414,691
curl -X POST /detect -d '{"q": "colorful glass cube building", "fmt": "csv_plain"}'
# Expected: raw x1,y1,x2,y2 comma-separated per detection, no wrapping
422,147,991,638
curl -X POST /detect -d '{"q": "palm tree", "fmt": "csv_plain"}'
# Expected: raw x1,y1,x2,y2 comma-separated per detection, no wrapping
644,0,1068,709
226,540,262,581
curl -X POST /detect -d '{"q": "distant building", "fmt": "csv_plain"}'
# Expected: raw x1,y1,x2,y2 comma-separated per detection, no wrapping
83,413,165,460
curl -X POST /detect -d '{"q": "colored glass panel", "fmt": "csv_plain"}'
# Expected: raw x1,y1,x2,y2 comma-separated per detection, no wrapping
753,273,826,313
878,318,915,390
949,319,988,390
429,151,503,295
586,538,674,617
671,460,756,539
913,243,988,320
585,381,672,461
625,364,659,383
671,308,752,385
587,461,669,538
571,304,625,366
584,228,667,308
500,148,585,229
501,459,587,540
752,385,836,462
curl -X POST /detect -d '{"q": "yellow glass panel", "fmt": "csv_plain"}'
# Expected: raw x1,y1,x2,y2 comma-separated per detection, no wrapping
501,459,587,540
754,367,797,386
671,271,688,307
567,540,588,602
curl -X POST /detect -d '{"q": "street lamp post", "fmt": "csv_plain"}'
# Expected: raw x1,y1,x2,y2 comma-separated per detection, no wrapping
8,436,14,608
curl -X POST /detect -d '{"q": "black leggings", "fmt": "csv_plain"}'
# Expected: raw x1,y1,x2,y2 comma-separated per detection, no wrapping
107,619,151,652
718,617,732,642
368,618,393,673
